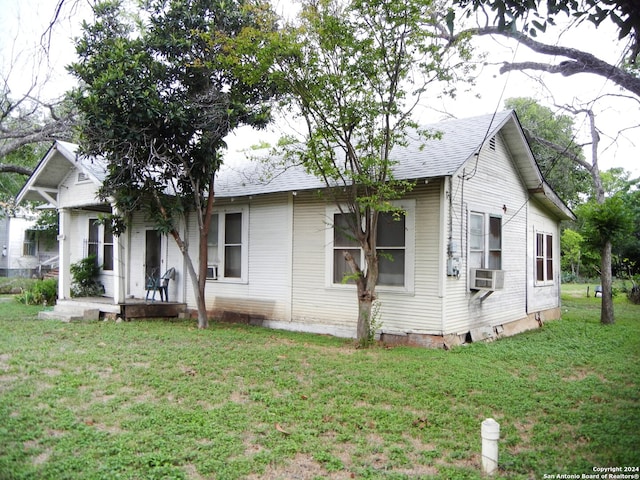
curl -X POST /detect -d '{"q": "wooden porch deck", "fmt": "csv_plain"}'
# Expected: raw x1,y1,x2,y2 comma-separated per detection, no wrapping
56,297,188,320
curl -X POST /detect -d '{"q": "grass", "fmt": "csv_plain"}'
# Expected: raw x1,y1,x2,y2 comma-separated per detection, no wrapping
0,288,638,479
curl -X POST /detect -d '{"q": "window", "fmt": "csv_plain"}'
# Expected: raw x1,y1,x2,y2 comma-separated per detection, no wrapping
224,213,242,278
206,209,247,281
87,219,113,271
207,214,219,279
536,233,554,284
330,203,414,289
469,212,502,270
23,230,37,256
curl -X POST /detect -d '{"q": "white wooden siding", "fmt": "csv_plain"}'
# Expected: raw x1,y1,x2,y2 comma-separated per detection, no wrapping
58,167,102,208
6,216,38,270
527,200,562,312
290,183,445,336
190,194,293,320
443,132,530,334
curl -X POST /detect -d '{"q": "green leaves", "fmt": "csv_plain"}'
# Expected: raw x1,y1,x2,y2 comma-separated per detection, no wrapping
69,0,280,224
578,196,635,249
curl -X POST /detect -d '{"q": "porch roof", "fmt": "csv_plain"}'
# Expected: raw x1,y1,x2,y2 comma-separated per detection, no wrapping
16,141,107,207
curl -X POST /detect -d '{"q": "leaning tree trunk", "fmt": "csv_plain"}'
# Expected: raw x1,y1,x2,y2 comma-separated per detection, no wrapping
170,228,209,329
600,240,615,325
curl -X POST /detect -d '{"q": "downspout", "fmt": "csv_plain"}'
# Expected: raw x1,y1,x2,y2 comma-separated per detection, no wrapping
439,177,453,336
440,178,448,336
289,192,295,322
525,200,530,316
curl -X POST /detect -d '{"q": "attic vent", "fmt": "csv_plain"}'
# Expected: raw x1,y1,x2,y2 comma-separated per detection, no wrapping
489,136,496,151
77,172,90,182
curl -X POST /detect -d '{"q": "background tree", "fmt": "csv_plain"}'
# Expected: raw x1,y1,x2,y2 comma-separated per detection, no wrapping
69,0,278,328
272,0,473,346
505,97,590,207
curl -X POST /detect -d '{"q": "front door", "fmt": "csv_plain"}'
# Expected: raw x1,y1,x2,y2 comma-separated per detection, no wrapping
145,230,162,281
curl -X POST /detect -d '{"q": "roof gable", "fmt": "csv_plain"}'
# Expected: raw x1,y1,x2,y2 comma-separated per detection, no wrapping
16,141,107,206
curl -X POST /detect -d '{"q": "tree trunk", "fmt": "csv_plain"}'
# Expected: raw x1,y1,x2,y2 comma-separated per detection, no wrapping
600,240,615,325
344,249,378,347
356,292,373,345
169,228,209,329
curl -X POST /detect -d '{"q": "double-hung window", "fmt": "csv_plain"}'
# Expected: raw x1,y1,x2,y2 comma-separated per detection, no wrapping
535,232,554,284
23,230,37,256
330,201,414,290
469,212,502,270
87,219,113,271
206,208,247,281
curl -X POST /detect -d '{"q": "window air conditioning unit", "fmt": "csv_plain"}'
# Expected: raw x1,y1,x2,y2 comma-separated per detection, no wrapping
470,269,505,291
206,265,218,280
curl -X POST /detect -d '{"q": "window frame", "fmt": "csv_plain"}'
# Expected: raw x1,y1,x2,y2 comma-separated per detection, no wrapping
468,211,502,271
325,200,415,293
535,231,554,286
86,218,114,272
22,230,37,257
205,207,249,283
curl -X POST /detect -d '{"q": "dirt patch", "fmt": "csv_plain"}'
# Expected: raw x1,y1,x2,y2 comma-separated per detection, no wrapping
245,452,349,480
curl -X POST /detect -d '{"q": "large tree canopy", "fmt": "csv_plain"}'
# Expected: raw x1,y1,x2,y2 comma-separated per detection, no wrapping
69,0,279,328
273,0,473,345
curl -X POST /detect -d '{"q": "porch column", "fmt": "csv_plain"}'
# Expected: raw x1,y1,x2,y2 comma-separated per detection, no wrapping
113,230,126,304
58,208,71,300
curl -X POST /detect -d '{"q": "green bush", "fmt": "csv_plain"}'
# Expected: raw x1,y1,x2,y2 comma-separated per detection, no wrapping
0,278,37,294
70,255,104,297
15,278,57,305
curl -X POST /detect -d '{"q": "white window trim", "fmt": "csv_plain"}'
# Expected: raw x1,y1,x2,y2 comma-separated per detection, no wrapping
325,200,415,294
206,206,249,284
468,210,502,271
87,218,114,272
535,231,555,286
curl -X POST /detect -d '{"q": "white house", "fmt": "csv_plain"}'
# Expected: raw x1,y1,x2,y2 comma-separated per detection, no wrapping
17,110,575,346
0,208,58,277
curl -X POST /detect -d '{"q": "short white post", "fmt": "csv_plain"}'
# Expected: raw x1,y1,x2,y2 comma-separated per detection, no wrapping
481,418,500,475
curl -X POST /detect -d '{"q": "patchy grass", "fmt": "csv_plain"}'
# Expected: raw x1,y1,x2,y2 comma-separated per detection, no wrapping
0,289,638,479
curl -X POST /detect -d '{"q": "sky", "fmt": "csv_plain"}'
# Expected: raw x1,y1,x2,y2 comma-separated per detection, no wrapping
1,0,637,178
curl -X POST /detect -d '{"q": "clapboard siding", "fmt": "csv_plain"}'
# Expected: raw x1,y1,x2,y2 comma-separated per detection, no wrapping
527,200,562,312
289,183,446,335
378,182,444,334
290,192,358,333
443,132,529,334
58,168,102,208
189,194,292,320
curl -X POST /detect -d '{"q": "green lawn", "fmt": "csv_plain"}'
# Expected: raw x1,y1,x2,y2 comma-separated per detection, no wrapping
0,289,638,479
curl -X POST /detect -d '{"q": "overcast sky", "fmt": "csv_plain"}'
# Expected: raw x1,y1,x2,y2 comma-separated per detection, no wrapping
1,0,637,177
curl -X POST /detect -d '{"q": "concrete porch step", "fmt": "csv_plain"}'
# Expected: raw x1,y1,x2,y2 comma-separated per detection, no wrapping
38,305,100,322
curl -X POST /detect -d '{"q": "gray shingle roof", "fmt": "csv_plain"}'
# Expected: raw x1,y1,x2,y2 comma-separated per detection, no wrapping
215,110,514,198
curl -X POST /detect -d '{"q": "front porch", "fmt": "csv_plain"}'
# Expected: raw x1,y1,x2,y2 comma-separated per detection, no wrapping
40,297,188,322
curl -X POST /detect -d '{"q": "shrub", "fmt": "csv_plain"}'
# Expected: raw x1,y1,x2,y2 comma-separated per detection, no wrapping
70,255,104,297
15,278,58,305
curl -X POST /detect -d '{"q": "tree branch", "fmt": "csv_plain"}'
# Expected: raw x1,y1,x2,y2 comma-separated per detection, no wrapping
0,164,33,175
459,27,640,98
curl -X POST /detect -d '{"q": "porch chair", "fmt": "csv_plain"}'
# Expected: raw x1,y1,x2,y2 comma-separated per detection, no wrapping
146,267,176,302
